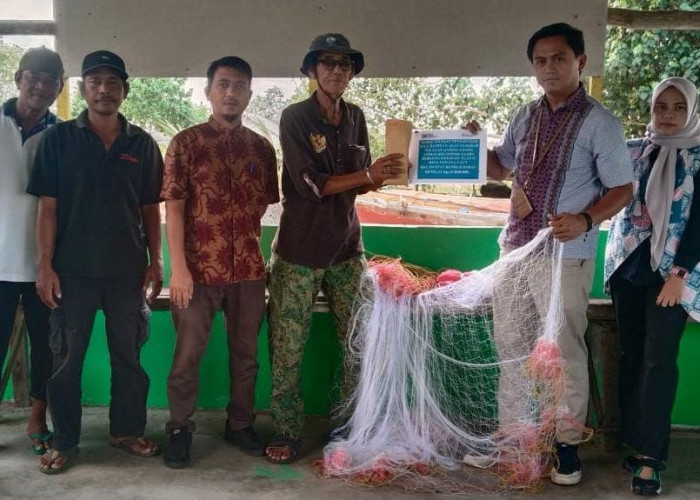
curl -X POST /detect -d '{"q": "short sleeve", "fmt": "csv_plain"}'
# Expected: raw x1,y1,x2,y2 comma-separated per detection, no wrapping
26,126,60,198
675,159,700,270
357,109,372,169
262,141,280,205
593,114,634,189
279,107,329,200
140,136,163,205
160,131,191,201
493,107,522,170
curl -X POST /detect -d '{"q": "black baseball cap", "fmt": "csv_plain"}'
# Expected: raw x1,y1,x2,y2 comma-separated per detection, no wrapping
301,33,364,76
81,50,129,80
17,47,64,79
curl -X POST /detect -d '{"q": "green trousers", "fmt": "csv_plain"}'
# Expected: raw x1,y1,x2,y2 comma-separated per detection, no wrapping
267,253,366,439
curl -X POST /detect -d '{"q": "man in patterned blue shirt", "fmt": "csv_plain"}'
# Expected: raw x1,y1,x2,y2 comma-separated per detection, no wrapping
465,23,634,486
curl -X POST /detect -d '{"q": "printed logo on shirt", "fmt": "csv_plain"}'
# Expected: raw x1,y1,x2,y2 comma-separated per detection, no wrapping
309,132,327,154
120,153,139,164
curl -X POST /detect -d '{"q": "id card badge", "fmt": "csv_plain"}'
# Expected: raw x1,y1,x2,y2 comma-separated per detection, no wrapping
512,185,533,219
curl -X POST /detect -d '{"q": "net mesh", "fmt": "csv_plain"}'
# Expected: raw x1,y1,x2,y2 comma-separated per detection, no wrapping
317,229,585,493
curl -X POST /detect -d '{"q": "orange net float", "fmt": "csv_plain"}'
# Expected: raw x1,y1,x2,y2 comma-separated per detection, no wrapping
527,339,564,381
368,257,437,298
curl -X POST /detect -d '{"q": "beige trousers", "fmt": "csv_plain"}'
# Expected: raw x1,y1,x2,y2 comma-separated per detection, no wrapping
492,256,594,444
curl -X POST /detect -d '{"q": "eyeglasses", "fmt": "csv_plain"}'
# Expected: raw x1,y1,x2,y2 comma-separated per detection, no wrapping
317,58,353,72
22,72,61,90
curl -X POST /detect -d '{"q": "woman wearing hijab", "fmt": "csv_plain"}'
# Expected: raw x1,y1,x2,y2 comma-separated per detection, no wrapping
605,77,700,496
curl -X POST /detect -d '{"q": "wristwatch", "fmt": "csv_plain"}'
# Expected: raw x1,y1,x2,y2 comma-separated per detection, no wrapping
581,212,593,233
670,266,689,280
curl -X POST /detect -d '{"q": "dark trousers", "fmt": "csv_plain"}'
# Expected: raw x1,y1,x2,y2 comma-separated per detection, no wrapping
47,277,151,451
0,281,52,401
166,280,265,432
610,273,687,461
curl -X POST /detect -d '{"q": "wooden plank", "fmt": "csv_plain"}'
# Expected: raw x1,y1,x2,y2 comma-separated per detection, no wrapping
0,306,30,408
585,322,604,429
0,21,55,35
599,319,622,452
11,328,30,408
151,289,330,313
587,75,604,102
56,79,71,121
152,291,617,320
608,8,700,30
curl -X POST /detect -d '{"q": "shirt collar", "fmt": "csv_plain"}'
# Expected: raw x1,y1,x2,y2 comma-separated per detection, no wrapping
3,97,57,137
206,115,244,135
309,91,354,128
76,109,136,136
538,83,588,114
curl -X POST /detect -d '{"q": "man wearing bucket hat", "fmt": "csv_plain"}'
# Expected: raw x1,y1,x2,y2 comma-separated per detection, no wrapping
265,33,404,464
29,50,163,473
0,47,63,457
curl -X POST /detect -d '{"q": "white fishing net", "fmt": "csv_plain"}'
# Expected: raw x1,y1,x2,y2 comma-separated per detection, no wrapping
317,229,578,493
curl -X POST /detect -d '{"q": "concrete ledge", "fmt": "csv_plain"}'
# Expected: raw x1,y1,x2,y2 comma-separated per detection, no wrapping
152,290,616,319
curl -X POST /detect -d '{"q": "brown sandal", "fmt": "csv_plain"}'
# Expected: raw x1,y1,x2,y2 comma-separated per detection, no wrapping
265,435,301,464
109,436,159,457
38,447,79,475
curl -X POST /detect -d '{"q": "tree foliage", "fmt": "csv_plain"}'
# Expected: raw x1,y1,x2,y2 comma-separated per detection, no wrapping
341,77,535,157
71,77,209,135
247,86,288,124
605,0,700,137
0,40,24,103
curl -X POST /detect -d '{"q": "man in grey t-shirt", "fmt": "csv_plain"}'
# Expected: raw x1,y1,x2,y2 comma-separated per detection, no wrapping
465,23,633,486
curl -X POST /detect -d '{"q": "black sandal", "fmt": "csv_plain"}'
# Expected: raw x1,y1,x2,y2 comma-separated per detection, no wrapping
265,434,301,465
632,457,664,496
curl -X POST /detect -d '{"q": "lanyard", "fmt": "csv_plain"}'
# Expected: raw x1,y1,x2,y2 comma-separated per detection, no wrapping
522,105,575,188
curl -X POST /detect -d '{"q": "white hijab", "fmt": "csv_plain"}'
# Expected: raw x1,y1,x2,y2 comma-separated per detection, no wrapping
644,77,700,270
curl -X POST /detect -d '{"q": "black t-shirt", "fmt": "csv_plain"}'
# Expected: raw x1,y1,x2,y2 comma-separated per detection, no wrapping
27,110,163,278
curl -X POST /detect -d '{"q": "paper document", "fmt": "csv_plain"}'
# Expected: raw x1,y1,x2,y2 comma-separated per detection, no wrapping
408,129,487,184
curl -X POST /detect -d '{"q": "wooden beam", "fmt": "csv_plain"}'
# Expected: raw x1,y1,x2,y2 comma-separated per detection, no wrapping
0,20,55,36
588,75,603,102
0,306,30,408
608,8,700,30
56,78,71,120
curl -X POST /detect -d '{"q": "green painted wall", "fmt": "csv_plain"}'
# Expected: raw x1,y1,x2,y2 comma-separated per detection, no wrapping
4,225,699,425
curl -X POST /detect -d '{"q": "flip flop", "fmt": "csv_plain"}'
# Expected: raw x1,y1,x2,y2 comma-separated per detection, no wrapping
109,436,159,457
38,447,79,475
265,434,302,465
27,431,54,455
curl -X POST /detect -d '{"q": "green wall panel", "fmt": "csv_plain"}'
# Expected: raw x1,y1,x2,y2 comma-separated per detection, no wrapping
4,225,699,426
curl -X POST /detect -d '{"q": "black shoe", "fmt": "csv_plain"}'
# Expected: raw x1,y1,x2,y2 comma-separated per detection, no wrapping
632,458,662,496
625,455,666,473
163,427,192,469
550,442,582,486
224,423,264,456
624,455,641,473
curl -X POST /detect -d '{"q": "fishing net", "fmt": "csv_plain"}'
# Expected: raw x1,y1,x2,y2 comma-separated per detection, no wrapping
317,229,583,493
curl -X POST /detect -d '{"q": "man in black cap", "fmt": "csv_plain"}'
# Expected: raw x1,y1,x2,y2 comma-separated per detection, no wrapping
265,33,403,463
0,47,63,456
28,50,163,473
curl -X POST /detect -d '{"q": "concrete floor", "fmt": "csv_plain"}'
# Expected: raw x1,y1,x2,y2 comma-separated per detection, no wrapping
1,406,699,499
